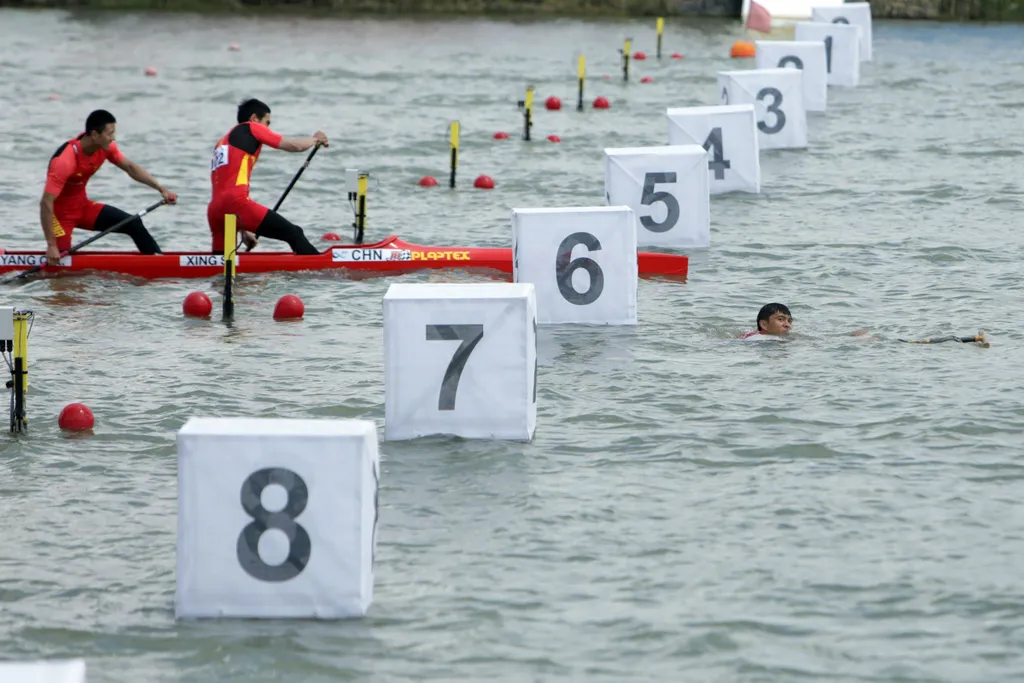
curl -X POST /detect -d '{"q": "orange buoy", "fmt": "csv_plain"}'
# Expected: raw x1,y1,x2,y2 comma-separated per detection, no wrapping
545,96,562,111
547,134,561,143
671,52,684,59
474,175,495,189
419,176,438,187
730,40,756,58
593,96,610,109
144,66,158,76
59,403,94,431
182,291,212,318
322,232,341,241
273,294,305,320
641,76,653,83
493,131,509,139
634,51,647,60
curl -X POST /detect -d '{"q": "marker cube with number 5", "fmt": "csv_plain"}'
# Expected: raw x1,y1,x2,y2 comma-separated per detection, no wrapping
812,3,872,61
794,22,861,87
512,206,637,325
754,41,828,113
718,69,806,150
383,283,537,441
666,104,761,195
0,660,86,683
603,145,710,248
176,418,380,620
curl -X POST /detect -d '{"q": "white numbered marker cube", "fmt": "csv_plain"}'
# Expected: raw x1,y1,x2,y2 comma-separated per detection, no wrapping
718,69,807,151
754,41,828,113
603,145,710,248
383,283,537,441
0,661,86,683
512,206,637,325
666,104,761,195
794,22,861,87
176,418,380,620
812,2,872,61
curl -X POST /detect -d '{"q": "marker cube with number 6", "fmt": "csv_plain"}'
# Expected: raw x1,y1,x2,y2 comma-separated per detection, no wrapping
666,104,761,195
383,283,537,441
603,145,710,248
718,69,806,151
176,418,380,620
794,22,861,87
512,206,637,325
754,41,828,113
0,660,86,683
812,3,872,61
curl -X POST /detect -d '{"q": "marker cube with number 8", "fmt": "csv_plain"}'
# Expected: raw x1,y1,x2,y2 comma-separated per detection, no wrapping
175,418,380,620
754,41,828,113
794,22,861,87
603,145,710,248
383,283,537,441
666,104,761,195
512,206,637,325
0,661,86,683
717,69,807,150
812,3,872,62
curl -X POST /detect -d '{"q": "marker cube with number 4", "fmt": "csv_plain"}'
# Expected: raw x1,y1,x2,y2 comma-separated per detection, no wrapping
0,660,86,683
794,22,861,87
383,283,537,441
604,145,710,248
512,206,637,325
812,2,872,61
754,41,828,113
176,418,380,620
718,69,807,151
666,104,761,195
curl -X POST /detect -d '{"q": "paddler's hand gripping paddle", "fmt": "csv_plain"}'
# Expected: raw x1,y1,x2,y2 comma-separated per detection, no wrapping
898,331,990,348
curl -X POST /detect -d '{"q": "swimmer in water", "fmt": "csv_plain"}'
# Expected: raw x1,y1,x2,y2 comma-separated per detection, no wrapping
741,303,793,339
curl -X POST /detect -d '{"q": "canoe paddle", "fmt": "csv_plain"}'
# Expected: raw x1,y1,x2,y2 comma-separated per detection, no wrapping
244,142,322,252
899,331,990,348
1,198,167,285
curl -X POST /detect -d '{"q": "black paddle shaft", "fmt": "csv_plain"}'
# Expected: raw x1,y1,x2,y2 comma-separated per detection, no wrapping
245,143,322,253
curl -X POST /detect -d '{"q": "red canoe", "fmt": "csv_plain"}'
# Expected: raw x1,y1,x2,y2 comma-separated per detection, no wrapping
0,235,688,280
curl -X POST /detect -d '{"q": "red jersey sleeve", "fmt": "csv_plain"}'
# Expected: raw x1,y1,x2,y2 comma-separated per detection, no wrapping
43,149,76,197
249,123,284,149
105,141,126,165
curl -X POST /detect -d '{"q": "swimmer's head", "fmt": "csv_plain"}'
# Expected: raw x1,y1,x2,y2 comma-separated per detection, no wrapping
757,303,793,335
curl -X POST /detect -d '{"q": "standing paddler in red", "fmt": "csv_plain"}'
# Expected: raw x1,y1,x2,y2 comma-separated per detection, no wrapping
208,98,328,255
40,109,177,266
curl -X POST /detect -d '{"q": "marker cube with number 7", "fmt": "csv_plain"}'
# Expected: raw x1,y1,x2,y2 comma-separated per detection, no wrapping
603,145,710,249
717,69,807,150
383,282,538,441
175,418,380,620
512,206,637,325
666,104,761,195
794,22,861,87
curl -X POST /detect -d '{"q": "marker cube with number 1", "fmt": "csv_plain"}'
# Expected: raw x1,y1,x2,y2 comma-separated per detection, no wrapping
0,661,86,683
718,69,806,150
176,418,380,620
512,206,637,325
812,2,872,61
794,22,861,87
603,145,710,248
384,283,537,441
666,104,761,195
754,41,828,113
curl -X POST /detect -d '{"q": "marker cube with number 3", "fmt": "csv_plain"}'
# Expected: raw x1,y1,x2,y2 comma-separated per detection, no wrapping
812,3,872,61
512,206,637,325
175,418,380,620
754,41,828,113
383,283,538,441
603,145,710,248
794,22,861,87
0,661,86,683
666,104,761,195
717,69,807,150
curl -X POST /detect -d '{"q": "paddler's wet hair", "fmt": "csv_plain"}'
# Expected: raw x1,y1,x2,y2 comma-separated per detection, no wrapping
757,303,792,331
85,110,116,135
237,98,271,124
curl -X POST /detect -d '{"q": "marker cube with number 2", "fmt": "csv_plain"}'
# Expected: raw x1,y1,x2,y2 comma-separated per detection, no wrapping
175,418,379,620
754,41,828,113
512,206,637,325
717,69,807,151
0,660,86,683
666,104,761,195
603,145,711,248
383,283,538,441
793,22,861,87
812,2,872,61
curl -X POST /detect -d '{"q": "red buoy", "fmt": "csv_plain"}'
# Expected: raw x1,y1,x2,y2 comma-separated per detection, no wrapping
641,76,653,83
547,134,561,143
144,66,157,77
493,131,509,139
593,96,610,109
474,175,495,189
634,51,647,60
182,291,212,318
228,43,241,51
322,232,341,241
419,176,438,187
671,52,684,59
545,96,562,111
59,403,94,431
273,294,305,320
